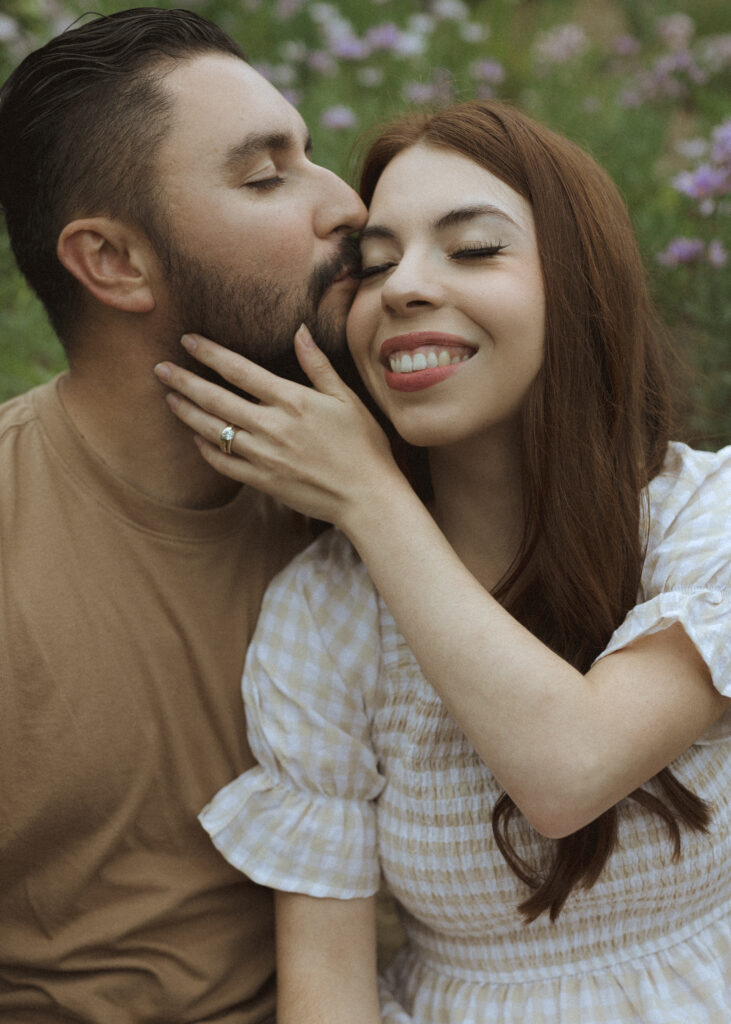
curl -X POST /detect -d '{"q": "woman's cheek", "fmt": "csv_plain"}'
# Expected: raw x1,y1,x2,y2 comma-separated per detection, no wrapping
345,291,374,360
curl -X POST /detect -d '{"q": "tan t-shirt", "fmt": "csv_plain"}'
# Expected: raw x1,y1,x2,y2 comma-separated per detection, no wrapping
0,376,306,1023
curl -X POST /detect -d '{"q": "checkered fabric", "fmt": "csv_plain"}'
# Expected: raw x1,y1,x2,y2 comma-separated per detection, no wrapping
200,442,731,1023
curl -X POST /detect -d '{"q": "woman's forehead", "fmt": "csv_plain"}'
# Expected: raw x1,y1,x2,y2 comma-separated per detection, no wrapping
366,144,535,236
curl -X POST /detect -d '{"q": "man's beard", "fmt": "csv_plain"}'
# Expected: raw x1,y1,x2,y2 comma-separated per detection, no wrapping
159,233,361,389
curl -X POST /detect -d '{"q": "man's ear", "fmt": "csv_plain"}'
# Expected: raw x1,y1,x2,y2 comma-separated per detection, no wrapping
57,217,157,314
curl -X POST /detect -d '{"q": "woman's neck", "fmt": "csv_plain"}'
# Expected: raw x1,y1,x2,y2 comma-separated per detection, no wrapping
428,430,525,593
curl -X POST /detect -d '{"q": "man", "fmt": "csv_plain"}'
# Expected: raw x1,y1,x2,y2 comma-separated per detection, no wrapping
0,8,366,1022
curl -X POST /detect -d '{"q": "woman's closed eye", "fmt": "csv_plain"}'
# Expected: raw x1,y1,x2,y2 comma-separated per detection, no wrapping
449,241,508,261
351,261,396,281
353,241,510,281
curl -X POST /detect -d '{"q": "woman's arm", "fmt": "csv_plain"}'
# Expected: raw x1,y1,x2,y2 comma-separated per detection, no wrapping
155,333,729,837
275,892,381,1024
340,480,728,838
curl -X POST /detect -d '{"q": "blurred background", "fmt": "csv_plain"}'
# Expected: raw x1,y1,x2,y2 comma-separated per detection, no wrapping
1,0,729,444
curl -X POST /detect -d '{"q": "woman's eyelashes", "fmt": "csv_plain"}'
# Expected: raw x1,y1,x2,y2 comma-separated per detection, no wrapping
353,241,509,280
351,261,396,280
450,241,508,260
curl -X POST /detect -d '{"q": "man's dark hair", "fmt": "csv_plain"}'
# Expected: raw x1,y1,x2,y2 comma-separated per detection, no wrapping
0,7,245,345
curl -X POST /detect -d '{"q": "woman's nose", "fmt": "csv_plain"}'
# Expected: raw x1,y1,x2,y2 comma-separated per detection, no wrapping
380,255,445,316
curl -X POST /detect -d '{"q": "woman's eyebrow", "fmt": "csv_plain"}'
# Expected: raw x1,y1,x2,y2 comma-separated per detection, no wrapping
434,204,520,231
360,203,520,243
359,224,398,243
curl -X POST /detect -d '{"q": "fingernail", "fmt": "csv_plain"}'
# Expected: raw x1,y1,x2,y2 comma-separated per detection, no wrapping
154,362,171,382
181,334,197,352
165,392,180,409
296,323,314,349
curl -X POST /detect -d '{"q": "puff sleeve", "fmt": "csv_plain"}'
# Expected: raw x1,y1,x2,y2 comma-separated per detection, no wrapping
595,442,731,741
199,529,386,897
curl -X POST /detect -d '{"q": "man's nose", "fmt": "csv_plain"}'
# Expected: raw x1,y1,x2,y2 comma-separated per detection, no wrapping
314,167,367,236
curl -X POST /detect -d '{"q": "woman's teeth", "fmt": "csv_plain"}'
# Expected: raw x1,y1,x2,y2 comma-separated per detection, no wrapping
388,348,472,374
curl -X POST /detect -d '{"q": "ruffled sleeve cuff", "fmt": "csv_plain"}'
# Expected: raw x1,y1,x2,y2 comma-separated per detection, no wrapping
594,586,731,741
199,765,381,898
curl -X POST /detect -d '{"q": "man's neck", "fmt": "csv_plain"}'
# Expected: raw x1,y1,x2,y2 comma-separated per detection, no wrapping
59,364,242,510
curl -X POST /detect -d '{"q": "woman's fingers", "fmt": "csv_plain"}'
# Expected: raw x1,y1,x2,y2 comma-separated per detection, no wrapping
160,389,248,455
154,361,259,432
181,329,352,402
180,332,311,404
293,324,352,398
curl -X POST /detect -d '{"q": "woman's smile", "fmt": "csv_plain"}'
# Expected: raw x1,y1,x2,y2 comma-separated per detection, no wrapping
380,331,476,390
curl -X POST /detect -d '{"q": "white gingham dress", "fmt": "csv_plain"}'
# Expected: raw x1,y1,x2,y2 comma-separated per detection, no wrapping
201,442,731,1023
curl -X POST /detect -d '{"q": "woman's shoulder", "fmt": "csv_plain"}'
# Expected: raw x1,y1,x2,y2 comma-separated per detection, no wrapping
645,441,731,541
598,442,731,712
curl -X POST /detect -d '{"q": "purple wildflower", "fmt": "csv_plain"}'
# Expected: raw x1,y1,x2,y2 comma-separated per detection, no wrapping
309,3,338,23
408,14,436,36
707,240,728,267
612,34,641,58
403,81,439,105
280,40,308,63
533,24,589,70
306,50,338,76
656,13,694,51
655,49,707,85
674,138,708,161
275,0,306,20
431,0,469,21
403,70,455,106
460,23,487,44
697,34,731,74
329,35,370,60
711,120,731,167
672,164,729,201
366,23,402,51
320,105,358,131
618,87,644,109
656,237,706,267
470,59,505,85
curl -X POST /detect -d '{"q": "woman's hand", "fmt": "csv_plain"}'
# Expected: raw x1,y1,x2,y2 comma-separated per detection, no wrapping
154,325,406,529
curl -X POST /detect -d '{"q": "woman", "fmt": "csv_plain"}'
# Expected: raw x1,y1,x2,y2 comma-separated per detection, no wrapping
154,102,730,1022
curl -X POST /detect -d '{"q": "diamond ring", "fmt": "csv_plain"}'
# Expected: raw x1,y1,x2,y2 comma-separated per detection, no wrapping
219,424,237,455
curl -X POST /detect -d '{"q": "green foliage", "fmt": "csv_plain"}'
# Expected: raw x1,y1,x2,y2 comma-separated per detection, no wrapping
0,0,729,442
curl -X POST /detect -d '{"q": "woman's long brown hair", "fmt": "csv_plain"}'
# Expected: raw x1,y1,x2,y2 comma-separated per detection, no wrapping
357,101,711,922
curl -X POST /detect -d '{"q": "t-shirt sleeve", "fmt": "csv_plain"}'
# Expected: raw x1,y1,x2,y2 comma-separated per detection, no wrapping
594,443,731,741
199,529,386,898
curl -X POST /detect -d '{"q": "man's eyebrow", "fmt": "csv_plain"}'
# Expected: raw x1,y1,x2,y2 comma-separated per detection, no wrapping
360,203,520,243
223,130,312,170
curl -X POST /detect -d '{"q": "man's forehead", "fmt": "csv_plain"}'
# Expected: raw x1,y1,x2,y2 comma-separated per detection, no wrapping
159,53,305,161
